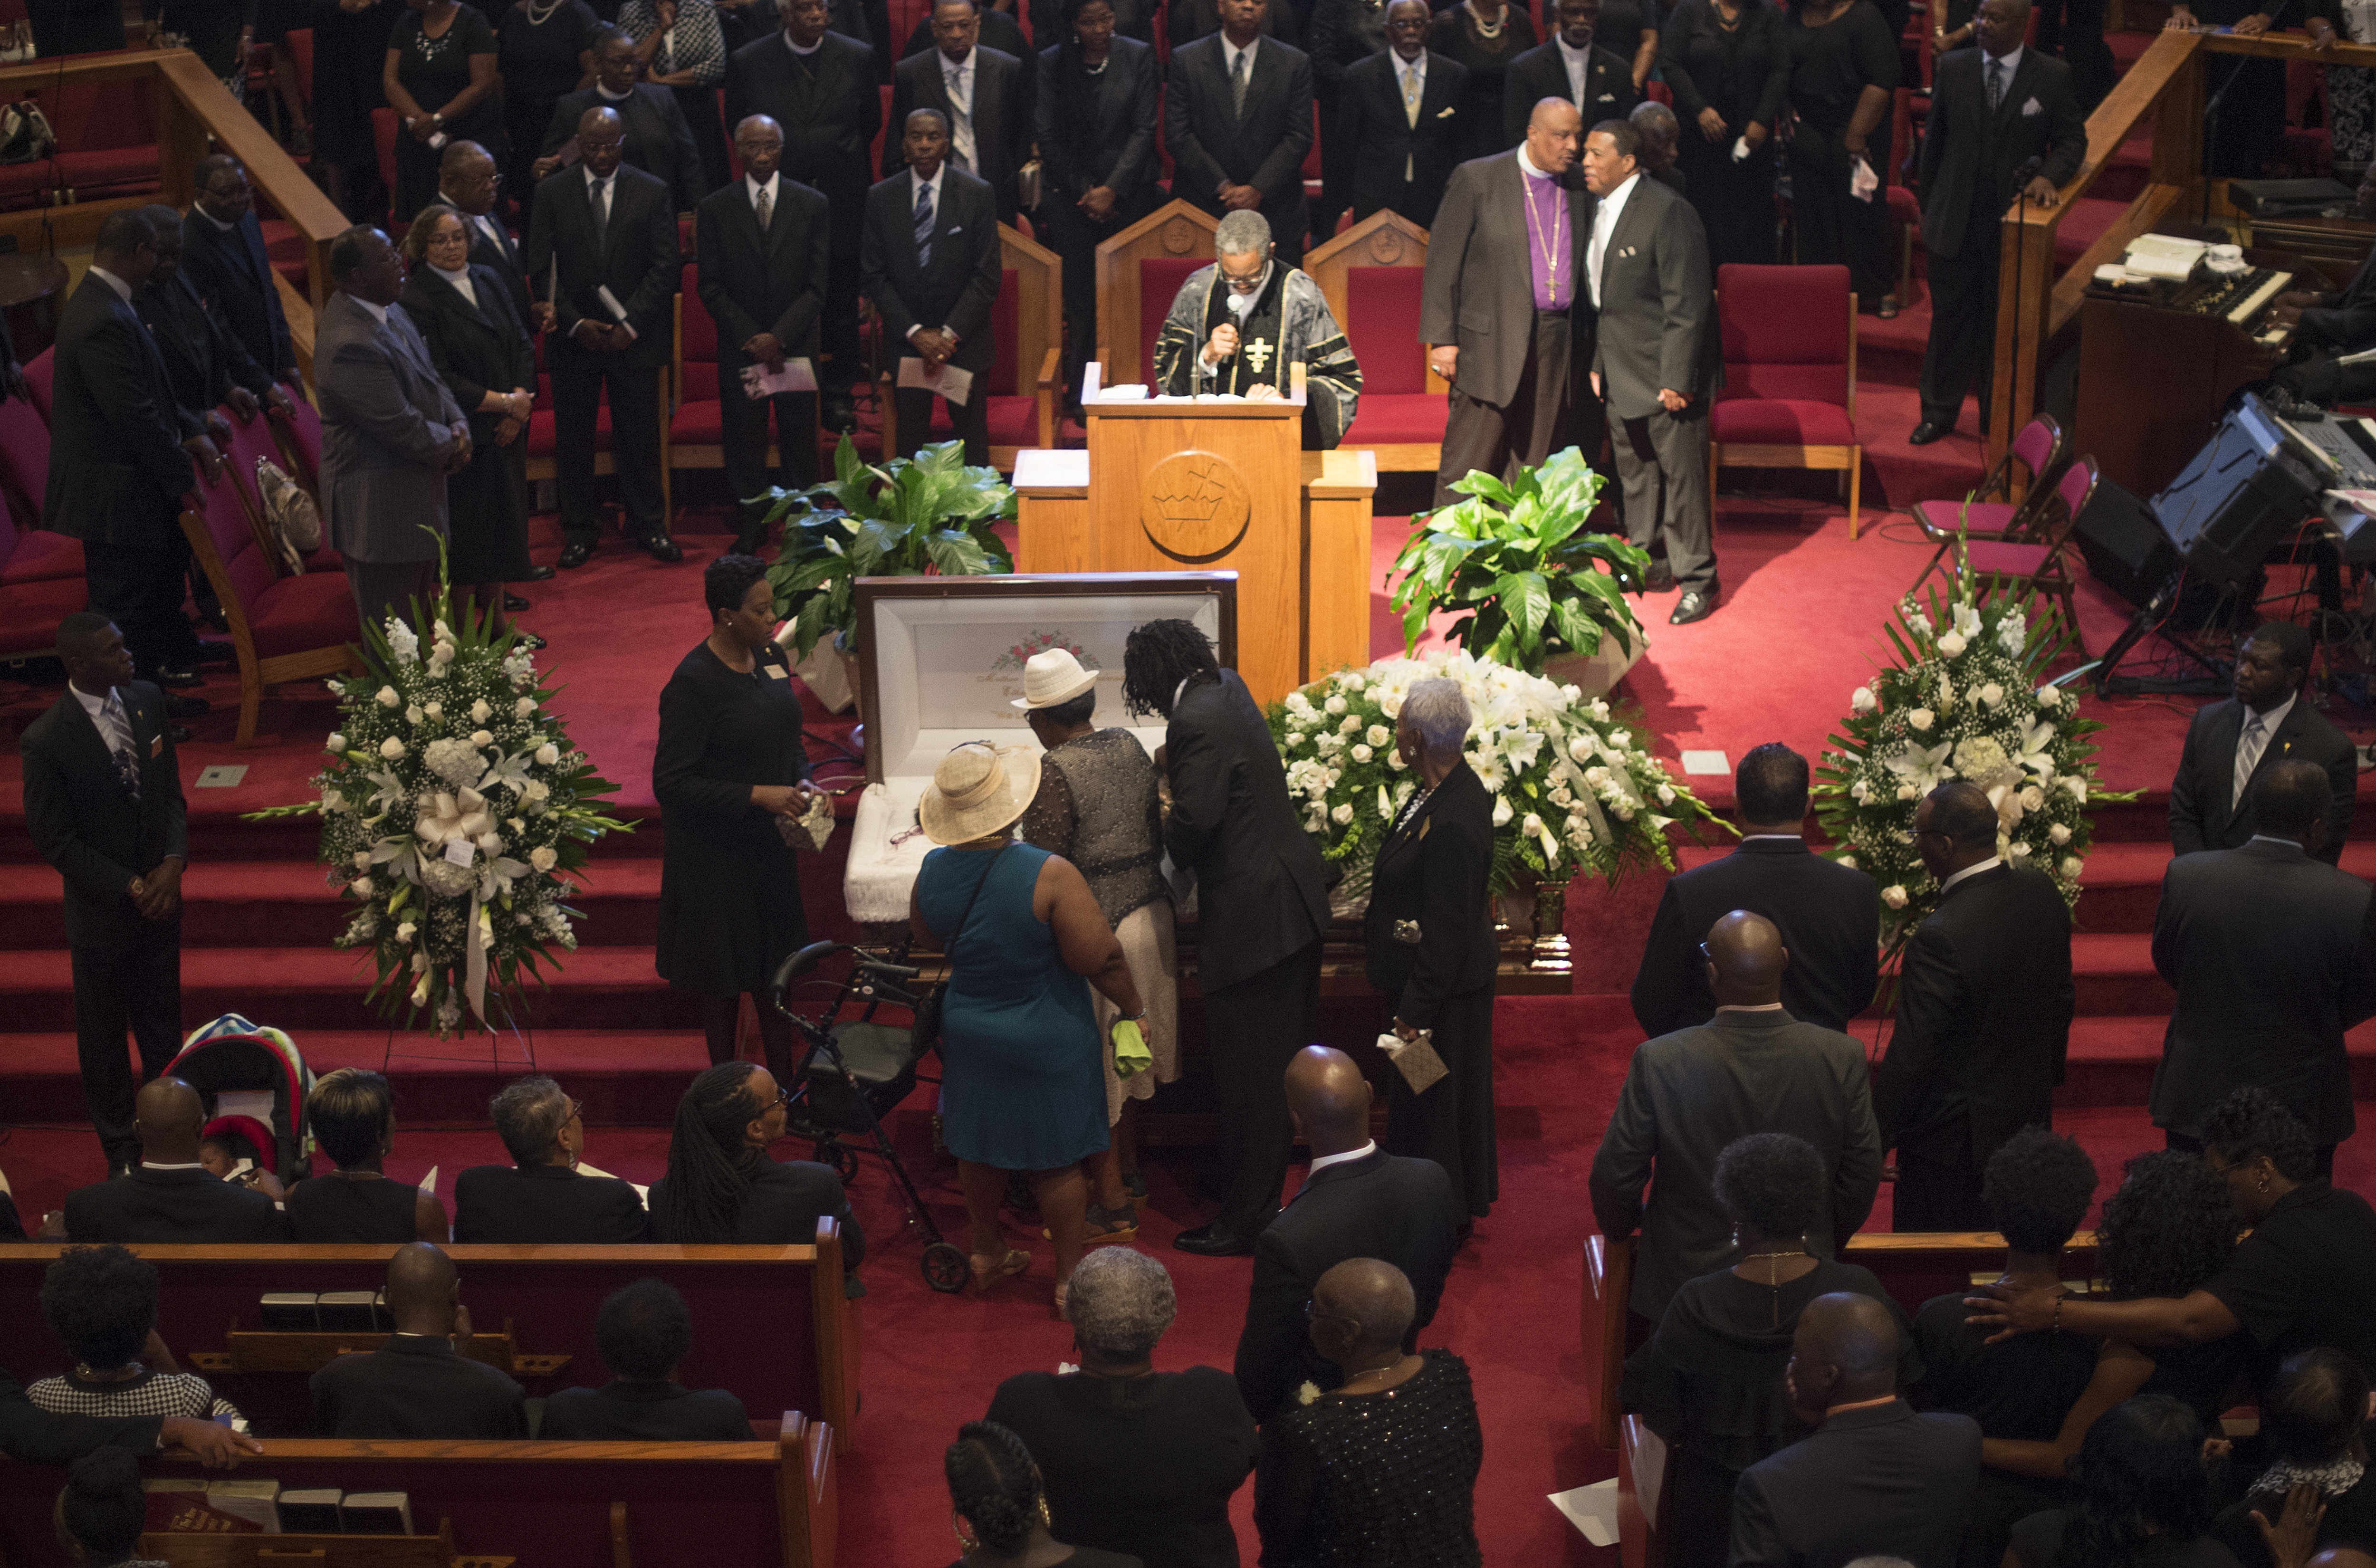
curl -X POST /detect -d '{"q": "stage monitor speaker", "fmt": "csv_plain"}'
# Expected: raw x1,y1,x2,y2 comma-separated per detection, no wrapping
2150,395,2322,586
2073,479,2177,608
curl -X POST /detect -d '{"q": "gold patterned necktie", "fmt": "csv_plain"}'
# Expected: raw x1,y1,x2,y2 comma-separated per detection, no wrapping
754,182,771,232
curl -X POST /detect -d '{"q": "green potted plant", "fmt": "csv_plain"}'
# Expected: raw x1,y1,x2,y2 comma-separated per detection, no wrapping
1389,446,1650,692
762,437,1018,712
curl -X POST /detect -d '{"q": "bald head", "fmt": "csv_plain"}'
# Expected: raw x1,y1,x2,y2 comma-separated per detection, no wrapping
134,1078,205,1161
384,1243,460,1335
1311,1258,1416,1359
1284,1045,1372,1158
1525,98,1585,175
1790,1291,1901,1415
1704,909,1787,1006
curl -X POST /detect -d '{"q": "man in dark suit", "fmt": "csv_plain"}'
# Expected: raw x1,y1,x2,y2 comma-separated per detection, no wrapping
65,1079,289,1240
437,141,535,329
2152,761,2373,1178
1166,0,1317,267
1501,0,1638,150
453,1074,649,1242
1909,0,2084,445
1584,116,1721,624
1122,618,1332,1256
1337,0,1468,228
310,1244,529,1438
728,0,883,431
537,1280,751,1440
1592,910,1883,1323
2170,621,2356,865
181,155,300,390
135,207,292,432
22,615,192,1173
697,116,830,550
1421,98,1591,505
1874,780,2076,1231
887,0,1032,225
1234,1047,1461,1421
46,210,217,694
1631,742,1880,1037
1731,1293,1982,1567
863,109,1003,464
1308,0,1392,244
536,28,709,212
898,0,1030,67
526,108,685,569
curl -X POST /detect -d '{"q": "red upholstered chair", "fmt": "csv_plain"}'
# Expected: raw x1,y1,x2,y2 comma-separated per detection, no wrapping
1909,413,2068,580
0,564,85,658
288,28,315,108
227,402,338,571
1304,209,1445,472
1094,199,1221,391
523,329,663,519
879,222,1062,468
50,78,159,201
270,392,326,497
1961,455,2096,659
1709,263,1864,534
372,108,401,205
22,347,50,421
0,385,85,596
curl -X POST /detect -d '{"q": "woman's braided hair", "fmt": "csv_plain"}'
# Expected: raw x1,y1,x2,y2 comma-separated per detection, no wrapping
651,1062,765,1243
946,1421,1044,1554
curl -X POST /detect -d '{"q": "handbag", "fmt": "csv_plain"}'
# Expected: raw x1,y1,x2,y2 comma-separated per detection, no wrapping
0,100,53,164
909,843,1011,1053
255,455,321,572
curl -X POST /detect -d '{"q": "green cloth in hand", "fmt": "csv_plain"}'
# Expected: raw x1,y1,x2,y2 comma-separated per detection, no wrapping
1111,1018,1152,1079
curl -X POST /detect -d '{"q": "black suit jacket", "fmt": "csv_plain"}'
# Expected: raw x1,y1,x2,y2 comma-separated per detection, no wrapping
451,1163,649,1243
1501,38,1638,150
1035,35,1162,206
647,1159,867,1268
537,1379,751,1440
887,45,1032,225
539,83,708,211
179,208,296,381
1731,1400,1982,1568
1233,1149,1461,1420
400,263,538,450
1168,0,1297,47
1162,669,1332,993
726,29,882,237
1874,863,2075,1167
1917,46,2085,262
696,175,831,372
1587,170,1719,419
1165,35,1316,241
1362,761,1495,1024
2151,839,2374,1146
1337,49,1469,224
137,274,272,423
64,1166,290,1243
310,1335,529,1438
43,275,195,546
2170,695,2357,865
447,204,535,325
1031,0,1155,48
20,685,189,950
860,167,1004,376
1630,836,1880,1037
524,162,683,371
899,3,1028,63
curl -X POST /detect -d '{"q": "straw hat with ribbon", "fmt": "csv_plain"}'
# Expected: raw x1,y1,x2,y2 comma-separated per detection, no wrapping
1010,648,1100,711
920,742,1042,845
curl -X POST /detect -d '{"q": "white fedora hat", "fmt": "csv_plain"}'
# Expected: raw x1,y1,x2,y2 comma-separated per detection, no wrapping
919,742,1042,844
1010,647,1100,711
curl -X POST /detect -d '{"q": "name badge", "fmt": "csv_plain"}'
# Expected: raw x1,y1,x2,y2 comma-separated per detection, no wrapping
766,665,790,679
149,734,164,758
1393,918,1423,946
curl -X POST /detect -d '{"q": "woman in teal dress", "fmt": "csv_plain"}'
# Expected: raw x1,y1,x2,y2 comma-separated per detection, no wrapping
910,742,1148,1313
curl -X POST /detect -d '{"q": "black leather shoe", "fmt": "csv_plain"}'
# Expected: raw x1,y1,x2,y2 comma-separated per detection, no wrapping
644,535,684,564
1173,1223,1260,1257
165,693,211,719
1670,588,1718,625
1907,420,1955,446
503,593,532,612
153,665,205,688
513,631,548,651
821,393,858,434
167,723,193,745
558,541,594,569
1643,562,1676,593
518,565,556,583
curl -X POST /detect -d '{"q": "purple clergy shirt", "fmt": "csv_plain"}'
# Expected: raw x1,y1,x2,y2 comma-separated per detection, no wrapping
1519,151,1570,312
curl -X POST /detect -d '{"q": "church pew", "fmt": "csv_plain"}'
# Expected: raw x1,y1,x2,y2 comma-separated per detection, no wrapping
0,1417,835,1568
0,1227,854,1451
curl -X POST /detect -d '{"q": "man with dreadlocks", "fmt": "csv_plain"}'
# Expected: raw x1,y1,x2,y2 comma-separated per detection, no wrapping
1150,210,1362,449
1122,618,1331,1257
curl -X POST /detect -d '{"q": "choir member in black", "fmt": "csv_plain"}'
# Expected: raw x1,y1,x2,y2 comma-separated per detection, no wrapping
132,208,290,435
498,0,603,217
1582,0,1660,89
622,0,736,198
401,206,541,640
314,0,404,219
436,142,537,327
1339,0,1469,226
385,0,506,224
1035,0,1163,411
862,109,1003,463
1658,0,1789,264
886,0,1034,227
1427,0,1539,159
1784,0,1900,313
1030,0,1152,48
2169,0,2313,177
182,157,301,391
537,27,710,211
1166,0,1319,266
1309,0,1392,244
899,0,1030,60
1499,0,1640,148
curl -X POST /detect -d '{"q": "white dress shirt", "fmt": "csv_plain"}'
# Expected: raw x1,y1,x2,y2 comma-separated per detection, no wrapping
1396,50,1428,178
87,266,134,303
1585,169,1639,308
1224,33,1259,85
1556,35,1595,108
1308,1140,1377,1175
2233,690,2295,803
585,166,616,226
595,82,633,102
431,261,479,309
1939,855,2003,896
71,682,121,727
350,295,392,326
785,28,821,53
747,170,779,226
1981,44,2023,108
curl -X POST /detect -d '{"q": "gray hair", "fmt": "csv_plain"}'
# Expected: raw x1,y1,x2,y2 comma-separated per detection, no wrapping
1063,1248,1177,1358
490,1074,573,1167
1215,209,1272,259
1399,678,1472,763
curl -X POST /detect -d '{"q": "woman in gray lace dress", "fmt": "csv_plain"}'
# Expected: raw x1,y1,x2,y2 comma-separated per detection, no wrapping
1016,648,1179,1244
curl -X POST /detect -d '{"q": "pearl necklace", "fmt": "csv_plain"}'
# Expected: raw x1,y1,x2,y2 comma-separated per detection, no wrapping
1467,0,1506,38
523,0,565,24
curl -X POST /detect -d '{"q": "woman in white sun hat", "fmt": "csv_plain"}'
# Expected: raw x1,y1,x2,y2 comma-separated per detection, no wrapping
910,738,1149,1312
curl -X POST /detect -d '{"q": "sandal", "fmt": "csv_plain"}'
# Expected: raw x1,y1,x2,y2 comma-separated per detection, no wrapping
1042,1204,1140,1245
967,1248,1030,1294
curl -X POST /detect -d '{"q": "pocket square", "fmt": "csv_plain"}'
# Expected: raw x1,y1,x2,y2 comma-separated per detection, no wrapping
1437,105,1456,117
948,224,963,233
1597,92,1616,101
2022,96,2042,115
1620,245,1636,257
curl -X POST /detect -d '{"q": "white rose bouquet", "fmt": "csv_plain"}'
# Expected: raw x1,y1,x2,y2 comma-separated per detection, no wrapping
247,579,629,1035
1269,649,1719,904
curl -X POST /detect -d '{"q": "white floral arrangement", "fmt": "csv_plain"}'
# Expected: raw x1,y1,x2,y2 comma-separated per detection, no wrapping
248,584,628,1035
1268,649,1720,902
1812,559,2129,951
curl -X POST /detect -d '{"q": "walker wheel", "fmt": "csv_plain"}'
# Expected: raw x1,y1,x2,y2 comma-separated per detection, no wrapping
922,1243,970,1293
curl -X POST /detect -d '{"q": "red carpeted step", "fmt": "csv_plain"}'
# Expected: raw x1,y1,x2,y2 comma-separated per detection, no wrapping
2073,931,2172,1015
2056,1014,2376,1106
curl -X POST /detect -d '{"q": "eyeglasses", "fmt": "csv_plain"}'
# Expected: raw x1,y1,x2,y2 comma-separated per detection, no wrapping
564,1096,584,1123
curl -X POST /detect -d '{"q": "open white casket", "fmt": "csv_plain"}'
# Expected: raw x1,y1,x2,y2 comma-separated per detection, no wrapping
841,572,1238,924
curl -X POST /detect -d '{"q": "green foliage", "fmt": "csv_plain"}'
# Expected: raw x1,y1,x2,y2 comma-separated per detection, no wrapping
761,437,1017,660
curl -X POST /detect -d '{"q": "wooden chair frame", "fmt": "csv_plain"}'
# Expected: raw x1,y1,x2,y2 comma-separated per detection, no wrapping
877,222,1062,469
1708,283,1864,537
1092,199,1221,392
1303,208,1447,475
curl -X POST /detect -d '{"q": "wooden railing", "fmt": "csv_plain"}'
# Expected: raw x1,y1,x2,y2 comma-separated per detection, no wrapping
1986,27,2376,471
0,47,343,380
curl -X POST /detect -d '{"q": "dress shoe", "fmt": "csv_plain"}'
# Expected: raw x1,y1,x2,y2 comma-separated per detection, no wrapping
1642,561,1676,593
558,541,594,569
1669,588,1718,626
644,534,685,564
503,593,532,612
153,665,205,688
517,564,556,583
164,693,211,719
512,631,548,651
1173,1223,1260,1257
1907,420,1955,446
167,723,192,745
821,392,858,434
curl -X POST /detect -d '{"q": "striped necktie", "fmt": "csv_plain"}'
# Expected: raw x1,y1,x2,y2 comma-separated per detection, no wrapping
1232,47,1250,115
95,691,140,800
914,178,934,268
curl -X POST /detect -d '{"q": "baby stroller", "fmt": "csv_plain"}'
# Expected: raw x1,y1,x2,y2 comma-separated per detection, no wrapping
162,1014,316,1181
769,940,969,1293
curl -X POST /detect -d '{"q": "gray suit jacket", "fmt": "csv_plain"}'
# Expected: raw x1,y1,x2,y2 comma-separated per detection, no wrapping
1418,150,1589,410
1588,171,1716,420
1587,1008,1882,1321
316,292,466,566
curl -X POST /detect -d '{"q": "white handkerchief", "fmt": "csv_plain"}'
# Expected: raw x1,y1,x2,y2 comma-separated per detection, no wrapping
899,356,974,406
2022,95,2043,115
741,357,819,395
1850,154,1879,202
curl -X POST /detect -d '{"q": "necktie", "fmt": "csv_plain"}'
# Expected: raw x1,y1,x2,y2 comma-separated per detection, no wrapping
946,62,976,170
914,178,934,268
754,182,772,232
95,693,140,800
1987,57,2004,111
477,213,507,259
2234,712,2269,806
1401,63,1421,179
1232,47,1250,115
591,176,611,251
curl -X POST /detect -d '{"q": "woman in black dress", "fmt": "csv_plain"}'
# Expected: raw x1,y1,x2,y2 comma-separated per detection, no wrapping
284,1070,449,1243
315,0,404,218
1589,0,1661,91
1619,1133,1919,1568
497,0,601,218
383,0,506,222
1782,0,1898,312
1659,0,1788,265
947,1421,1145,1568
399,205,540,642
1428,0,1539,161
2005,1397,2243,1568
